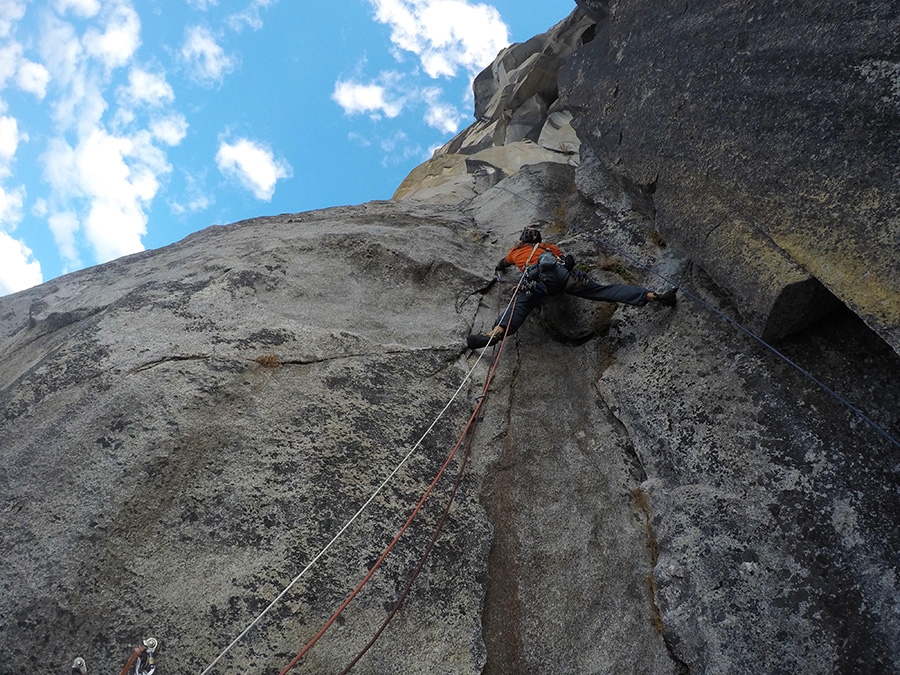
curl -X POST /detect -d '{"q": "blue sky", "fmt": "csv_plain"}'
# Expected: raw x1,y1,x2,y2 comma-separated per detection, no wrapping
0,0,576,295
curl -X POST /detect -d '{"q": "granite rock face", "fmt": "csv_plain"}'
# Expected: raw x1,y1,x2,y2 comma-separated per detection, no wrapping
566,0,900,350
2,5,900,675
0,205,487,674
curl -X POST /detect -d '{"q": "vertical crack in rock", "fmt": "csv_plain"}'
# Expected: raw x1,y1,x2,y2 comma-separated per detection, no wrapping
479,345,526,675
602,390,691,674
631,485,690,675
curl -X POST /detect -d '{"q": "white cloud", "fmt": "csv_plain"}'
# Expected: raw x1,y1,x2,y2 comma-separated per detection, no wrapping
0,230,42,295
0,114,27,230
41,126,170,264
367,0,509,78
119,66,174,107
422,86,462,133
0,112,37,291
38,15,110,134
76,129,157,261
48,210,81,268
83,2,141,69
333,79,404,118
16,60,51,99
215,138,291,200
55,0,101,18
181,25,234,83
38,15,81,86
0,0,25,39
0,183,25,226
150,114,188,146
0,42,22,86
0,114,24,167
227,0,276,32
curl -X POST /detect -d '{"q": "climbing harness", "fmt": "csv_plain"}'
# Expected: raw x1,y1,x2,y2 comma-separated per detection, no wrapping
494,184,900,451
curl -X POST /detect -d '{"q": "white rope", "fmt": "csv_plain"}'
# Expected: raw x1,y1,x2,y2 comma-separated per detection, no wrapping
198,341,494,675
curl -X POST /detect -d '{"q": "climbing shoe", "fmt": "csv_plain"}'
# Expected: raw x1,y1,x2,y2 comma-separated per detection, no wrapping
467,333,501,350
654,289,677,307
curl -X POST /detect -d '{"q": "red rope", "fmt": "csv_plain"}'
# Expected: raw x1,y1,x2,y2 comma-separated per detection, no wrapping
279,271,520,675
278,351,502,674
117,645,146,675
337,377,486,674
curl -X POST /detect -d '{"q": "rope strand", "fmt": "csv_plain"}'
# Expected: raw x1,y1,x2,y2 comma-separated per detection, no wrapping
279,343,506,674
198,345,494,675
337,331,509,673
278,268,525,673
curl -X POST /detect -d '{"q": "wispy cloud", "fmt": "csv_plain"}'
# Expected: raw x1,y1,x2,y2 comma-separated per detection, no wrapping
333,77,465,135
170,171,211,216
0,115,26,231
227,0,277,32
337,0,509,152
421,86,462,133
54,0,101,19
367,0,508,78
215,137,291,200
46,209,81,270
180,25,234,83
0,113,24,168
118,66,174,108
82,1,141,69
0,180,25,224
30,1,183,269
0,2,26,38
378,130,423,166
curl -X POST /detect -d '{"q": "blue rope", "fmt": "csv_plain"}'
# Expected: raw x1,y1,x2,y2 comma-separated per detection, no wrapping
495,185,900,451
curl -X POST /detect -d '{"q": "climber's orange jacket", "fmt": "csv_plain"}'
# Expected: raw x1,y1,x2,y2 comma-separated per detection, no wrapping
498,242,564,272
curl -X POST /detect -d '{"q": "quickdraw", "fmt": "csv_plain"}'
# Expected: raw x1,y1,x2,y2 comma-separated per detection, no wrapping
71,637,158,675
116,637,159,675
133,638,158,675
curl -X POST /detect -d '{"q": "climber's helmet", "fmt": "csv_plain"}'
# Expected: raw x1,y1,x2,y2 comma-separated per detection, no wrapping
520,227,542,244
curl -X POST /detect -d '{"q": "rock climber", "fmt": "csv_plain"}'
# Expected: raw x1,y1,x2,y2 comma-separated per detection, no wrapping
466,226,677,349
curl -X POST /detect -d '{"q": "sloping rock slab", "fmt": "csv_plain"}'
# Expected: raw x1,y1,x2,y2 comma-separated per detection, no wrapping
0,202,495,674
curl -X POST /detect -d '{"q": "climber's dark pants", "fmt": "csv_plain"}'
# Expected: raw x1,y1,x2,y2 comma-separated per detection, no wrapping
496,271,650,336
